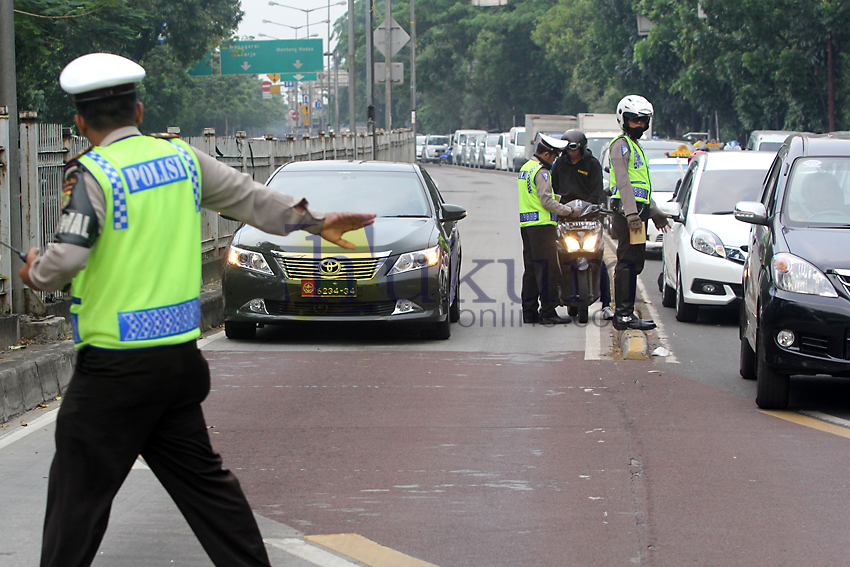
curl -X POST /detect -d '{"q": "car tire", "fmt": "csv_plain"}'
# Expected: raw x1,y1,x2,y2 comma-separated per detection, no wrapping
660,263,676,308
755,328,790,409
449,280,461,323
225,321,256,340
675,265,699,322
740,336,757,380
423,314,451,340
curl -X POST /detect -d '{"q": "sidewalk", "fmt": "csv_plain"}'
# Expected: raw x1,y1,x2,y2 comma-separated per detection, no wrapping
0,285,223,424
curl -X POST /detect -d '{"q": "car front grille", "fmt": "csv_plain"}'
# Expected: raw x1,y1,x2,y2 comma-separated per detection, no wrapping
834,271,850,296
264,299,396,317
724,247,747,264
799,333,830,357
274,254,387,280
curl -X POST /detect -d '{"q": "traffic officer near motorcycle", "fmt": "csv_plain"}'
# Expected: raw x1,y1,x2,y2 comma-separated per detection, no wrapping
551,129,614,320
519,135,580,325
608,95,669,331
20,52,375,567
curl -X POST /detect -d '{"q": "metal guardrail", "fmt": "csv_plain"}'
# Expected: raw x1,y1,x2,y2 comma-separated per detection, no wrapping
0,114,415,315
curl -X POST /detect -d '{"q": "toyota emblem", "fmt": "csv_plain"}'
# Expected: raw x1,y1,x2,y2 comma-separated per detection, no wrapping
319,258,342,275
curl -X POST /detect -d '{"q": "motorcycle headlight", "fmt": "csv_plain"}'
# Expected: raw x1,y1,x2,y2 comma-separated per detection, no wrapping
564,236,581,252
772,253,838,297
582,233,599,251
691,229,726,258
227,245,273,275
388,246,441,275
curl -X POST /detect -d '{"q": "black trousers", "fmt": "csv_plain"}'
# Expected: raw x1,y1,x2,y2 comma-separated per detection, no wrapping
41,342,271,567
611,210,647,315
521,224,561,317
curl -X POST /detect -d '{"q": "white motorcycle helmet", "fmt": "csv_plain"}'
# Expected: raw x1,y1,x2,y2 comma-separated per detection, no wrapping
616,95,653,138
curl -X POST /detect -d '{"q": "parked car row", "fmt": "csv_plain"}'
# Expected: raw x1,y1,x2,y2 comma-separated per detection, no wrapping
447,127,527,171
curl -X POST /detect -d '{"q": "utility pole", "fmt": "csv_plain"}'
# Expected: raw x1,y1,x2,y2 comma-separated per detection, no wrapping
0,0,23,314
347,0,356,152
410,0,416,132
365,0,376,157
384,0,392,130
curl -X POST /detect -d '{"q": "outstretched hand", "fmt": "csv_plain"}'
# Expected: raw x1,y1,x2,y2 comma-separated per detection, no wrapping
320,212,377,250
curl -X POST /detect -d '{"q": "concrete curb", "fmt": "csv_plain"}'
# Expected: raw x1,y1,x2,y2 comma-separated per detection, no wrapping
0,287,225,424
619,329,649,359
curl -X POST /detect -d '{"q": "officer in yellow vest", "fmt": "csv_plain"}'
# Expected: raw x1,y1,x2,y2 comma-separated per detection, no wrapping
19,53,375,567
608,95,669,331
519,135,579,324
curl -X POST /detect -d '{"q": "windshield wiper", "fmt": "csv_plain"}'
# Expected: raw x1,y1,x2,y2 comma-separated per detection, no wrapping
381,215,429,218
711,210,735,215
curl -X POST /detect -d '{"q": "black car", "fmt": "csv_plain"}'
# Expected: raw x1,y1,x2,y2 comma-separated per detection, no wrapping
736,133,850,409
223,161,465,340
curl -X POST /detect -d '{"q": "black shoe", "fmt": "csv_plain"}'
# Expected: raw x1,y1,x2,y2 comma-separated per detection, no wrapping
613,313,656,331
523,313,540,324
540,314,572,325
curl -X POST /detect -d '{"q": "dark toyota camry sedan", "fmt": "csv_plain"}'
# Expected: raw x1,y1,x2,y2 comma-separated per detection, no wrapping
736,133,850,409
222,161,465,340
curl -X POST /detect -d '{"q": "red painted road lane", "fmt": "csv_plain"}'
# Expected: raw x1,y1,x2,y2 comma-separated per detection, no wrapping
202,351,850,566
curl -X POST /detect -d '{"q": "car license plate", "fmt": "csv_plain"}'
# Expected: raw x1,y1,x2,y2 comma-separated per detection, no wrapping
301,280,357,298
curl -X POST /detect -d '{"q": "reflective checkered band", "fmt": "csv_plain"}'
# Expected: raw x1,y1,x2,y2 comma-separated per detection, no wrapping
519,211,558,223
170,142,201,212
633,185,649,200
70,313,81,344
117,297,200,342
88,150,128,230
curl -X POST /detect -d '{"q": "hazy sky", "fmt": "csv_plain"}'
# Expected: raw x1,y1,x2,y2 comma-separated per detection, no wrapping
236,0,350,54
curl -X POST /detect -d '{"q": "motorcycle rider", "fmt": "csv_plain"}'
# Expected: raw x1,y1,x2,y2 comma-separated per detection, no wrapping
608,95,669,331
518,135,579,325
551,129,614,320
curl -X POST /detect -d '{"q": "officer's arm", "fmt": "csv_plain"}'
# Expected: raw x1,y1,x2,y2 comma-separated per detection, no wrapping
24,166,103,291
192,148,326,235
535,169,575,217
611,138,639,216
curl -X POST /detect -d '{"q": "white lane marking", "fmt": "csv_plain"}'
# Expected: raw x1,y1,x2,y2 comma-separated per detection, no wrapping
264,538,361,567
636,276,679,364
198,329,225,349
584,309,602,360
0,408,58,452
800,411,850,430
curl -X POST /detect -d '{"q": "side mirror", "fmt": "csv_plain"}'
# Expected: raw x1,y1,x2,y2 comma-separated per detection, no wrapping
734,201,768,225
659,201,682,222
441,204,467,222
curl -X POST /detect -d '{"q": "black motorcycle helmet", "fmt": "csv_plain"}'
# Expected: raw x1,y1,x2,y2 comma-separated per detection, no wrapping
561,129,588,156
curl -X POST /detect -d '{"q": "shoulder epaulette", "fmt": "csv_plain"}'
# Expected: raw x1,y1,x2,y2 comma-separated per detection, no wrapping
65,146,93,170
149,132,180,140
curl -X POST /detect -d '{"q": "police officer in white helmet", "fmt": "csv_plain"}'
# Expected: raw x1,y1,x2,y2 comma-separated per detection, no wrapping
607,95,669,331
23,53,375,567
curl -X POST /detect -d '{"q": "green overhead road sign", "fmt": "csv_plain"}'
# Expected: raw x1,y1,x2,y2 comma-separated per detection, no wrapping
221,39,323,75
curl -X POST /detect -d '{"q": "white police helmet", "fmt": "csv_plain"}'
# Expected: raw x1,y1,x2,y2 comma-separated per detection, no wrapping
60,53,146,103
616,95,654,129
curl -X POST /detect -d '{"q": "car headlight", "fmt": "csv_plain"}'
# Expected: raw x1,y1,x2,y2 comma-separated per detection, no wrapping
691,229,726,258
227,245,273,275
388,246,441,275
772,253,838,297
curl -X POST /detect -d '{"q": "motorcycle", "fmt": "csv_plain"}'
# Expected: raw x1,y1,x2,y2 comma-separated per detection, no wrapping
438,147,452,166
556,199,611,324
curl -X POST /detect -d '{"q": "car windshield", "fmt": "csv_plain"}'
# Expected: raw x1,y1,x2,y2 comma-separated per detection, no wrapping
268,170,431,218
649,165,685,193
692,169,767,214
587,136,615,159
783,157,850,226
428,136,448,145
487,135,499,146
516,132,525,145
757,142,782,152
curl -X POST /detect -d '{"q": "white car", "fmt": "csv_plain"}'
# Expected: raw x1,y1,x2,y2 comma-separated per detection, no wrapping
645,158,688,250
477,133,499,169
495,132,509,170
658,151,776,322
416,135,427,161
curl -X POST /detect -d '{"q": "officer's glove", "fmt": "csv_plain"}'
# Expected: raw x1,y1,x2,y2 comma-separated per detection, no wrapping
651,212,670,232
627,213,643,231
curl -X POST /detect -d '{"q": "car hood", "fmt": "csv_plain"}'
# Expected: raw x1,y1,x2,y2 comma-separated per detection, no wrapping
692,214,751,247
233,217,437,255
782,226,850,270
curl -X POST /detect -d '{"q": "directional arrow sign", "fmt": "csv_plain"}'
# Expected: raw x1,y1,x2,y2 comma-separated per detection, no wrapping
220,39,323,75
